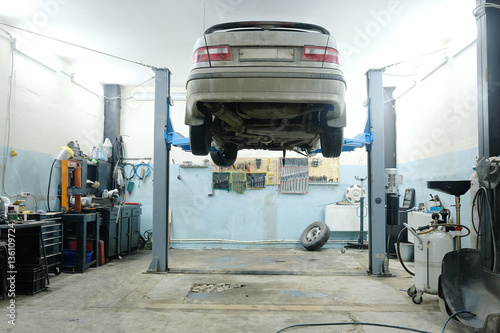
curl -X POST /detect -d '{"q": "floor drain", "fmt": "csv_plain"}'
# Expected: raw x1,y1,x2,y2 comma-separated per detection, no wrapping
190,283,246,293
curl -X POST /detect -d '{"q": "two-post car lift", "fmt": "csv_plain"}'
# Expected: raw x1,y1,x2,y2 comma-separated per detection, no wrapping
149,68,393,275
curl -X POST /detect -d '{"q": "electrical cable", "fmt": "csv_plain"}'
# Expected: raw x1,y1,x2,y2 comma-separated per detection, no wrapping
0,26,13,40
397,226,414,276
112,136,125,165
203,35,212,68
472,161,498,270
441,310,475,333
123,163,137,180
104,76,155,100
0,22,155,70
134,163,153,180
473,2,500,17
12,155,24,191
386,223,393,261
111,136,127,192
416,224,471,238
472,189,481,250
143,229,153,241
483,158,499,271
481,187,498,271
28,193,38,212
113,165,127,190
382,48,447,70
46,159,57,212
397,220,471,277
18,193,39,212
493,184,498,272
322,34,331,68
275,321,431,333
383,72,416,77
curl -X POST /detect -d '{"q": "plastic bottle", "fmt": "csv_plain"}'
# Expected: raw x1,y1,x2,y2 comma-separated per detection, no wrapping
103,138,112,160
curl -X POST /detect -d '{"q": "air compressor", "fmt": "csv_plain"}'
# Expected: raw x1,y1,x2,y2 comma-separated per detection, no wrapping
397,211,470,304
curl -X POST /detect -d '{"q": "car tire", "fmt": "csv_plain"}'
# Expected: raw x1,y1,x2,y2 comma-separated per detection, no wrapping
189,119,211,156
301,221,330,251
211,145,238,167
320,126,343,158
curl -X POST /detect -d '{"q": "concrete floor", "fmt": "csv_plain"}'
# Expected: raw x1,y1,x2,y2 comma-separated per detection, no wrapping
1,248,460,332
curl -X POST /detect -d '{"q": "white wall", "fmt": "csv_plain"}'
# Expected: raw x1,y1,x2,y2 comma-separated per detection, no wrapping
120,85,194,164
396,44,477,165
0,30,103,204
394,41,478,247
0,32,104,155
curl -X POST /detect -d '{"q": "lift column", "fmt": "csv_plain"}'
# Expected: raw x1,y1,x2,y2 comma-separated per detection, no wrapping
150,68,171,272
366,68,396,276
476,0,500,272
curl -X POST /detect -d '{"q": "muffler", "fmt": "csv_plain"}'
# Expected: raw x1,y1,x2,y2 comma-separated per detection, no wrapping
202,103,244,128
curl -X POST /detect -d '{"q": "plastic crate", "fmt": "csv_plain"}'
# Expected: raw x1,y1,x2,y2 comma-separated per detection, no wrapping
62,249,93,268
16,266,46,295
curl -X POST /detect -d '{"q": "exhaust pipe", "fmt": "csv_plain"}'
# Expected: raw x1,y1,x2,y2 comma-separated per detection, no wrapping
200,103,244,129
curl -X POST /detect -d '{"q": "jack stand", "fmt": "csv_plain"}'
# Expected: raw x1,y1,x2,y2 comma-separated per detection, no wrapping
342,176,368,252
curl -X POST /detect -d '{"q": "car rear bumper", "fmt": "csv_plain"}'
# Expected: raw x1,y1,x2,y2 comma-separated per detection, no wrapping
187,71,346,85
185,69,346,127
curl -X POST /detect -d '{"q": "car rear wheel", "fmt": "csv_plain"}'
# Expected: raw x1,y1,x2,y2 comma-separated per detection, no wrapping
211,145,238,167
320,126,343,158
189,118,211,156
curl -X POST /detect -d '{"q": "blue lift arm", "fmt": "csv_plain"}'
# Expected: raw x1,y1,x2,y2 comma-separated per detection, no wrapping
163,97,190,150
165,114,373,153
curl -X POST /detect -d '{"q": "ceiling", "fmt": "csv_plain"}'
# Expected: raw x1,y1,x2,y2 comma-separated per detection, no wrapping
0,0,477,97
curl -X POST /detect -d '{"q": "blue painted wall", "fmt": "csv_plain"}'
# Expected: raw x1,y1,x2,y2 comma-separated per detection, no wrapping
125,162,367,249
398,148,478,248
0,147,61,212
0,146,366,249
1,146,477,250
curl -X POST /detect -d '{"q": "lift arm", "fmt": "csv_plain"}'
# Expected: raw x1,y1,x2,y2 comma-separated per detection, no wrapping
165,120,373,153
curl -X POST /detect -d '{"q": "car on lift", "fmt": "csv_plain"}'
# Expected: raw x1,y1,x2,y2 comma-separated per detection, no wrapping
185,21,346,167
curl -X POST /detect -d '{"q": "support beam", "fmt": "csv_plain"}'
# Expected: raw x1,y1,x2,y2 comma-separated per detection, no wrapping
151,69,171,272
103,84,121,141
366,69,393,276
475,0,500,271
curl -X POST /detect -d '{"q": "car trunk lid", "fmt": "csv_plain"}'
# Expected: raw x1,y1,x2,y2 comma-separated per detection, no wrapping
194,22,338,69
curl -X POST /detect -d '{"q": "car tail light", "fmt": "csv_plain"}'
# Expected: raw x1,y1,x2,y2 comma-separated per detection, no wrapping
302,46,340,64
192,45,232,64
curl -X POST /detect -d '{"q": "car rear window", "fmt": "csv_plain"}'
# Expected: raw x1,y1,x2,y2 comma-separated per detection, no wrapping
205,21,330,35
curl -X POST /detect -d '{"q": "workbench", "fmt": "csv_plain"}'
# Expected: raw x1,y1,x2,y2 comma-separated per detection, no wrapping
95,205,142,259
0,219,63,293
62,213,100,273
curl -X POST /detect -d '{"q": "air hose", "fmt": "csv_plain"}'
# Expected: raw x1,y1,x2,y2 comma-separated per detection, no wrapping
397,223,471,276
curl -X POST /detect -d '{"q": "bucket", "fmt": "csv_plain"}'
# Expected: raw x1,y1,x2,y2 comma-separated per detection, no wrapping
395,242,414,262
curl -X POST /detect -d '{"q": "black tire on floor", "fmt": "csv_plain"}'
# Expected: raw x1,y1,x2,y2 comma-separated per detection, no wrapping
301,221,331,251
320,126,344,158
210,145,238,167
189,118,211,156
